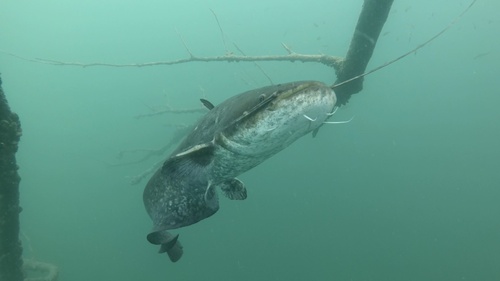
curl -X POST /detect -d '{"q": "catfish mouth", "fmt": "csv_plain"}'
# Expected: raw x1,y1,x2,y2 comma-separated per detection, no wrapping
244,81,336,130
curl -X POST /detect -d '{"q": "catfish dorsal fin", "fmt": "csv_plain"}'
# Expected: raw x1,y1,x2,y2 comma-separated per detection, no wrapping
173,143,213,158
200,98,215,110
168,142,215,169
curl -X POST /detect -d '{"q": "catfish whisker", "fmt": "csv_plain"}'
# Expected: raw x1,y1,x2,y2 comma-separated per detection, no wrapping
323,116,354,124
326,107,339,116
303,114,317,121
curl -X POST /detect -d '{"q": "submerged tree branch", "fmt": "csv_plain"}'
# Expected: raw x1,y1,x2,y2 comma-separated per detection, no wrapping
333,0,394,105
21,52,344,71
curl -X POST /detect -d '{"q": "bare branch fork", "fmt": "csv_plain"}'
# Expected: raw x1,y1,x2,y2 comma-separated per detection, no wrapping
0,7,343,71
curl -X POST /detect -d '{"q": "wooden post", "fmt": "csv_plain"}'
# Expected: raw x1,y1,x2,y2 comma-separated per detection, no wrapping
0,75,24,281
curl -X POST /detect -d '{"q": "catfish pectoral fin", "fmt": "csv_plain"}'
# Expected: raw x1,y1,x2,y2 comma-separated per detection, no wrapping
220,178,247,200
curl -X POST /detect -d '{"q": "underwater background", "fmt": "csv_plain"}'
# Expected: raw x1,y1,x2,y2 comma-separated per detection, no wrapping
1,0,499,280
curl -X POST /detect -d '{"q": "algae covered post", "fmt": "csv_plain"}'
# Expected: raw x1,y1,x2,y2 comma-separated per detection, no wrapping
0,75,24,281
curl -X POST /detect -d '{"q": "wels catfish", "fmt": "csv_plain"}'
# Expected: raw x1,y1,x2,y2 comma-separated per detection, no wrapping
142,1,478,261
143,81,336,262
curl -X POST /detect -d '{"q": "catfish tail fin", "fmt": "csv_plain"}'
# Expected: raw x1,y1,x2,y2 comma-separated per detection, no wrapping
147,230,184,262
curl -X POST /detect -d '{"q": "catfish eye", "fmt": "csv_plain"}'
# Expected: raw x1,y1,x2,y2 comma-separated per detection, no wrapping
259,94,266,102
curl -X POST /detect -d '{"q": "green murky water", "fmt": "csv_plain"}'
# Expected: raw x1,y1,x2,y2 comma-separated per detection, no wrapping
1,0,499,280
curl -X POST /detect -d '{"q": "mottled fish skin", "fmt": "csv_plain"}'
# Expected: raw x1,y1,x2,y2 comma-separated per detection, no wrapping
143,145,219,262
209,81,336,183
143,158,218,231
143,81,336,262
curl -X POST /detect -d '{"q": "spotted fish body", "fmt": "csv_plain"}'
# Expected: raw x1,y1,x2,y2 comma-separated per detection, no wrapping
143,81,336,262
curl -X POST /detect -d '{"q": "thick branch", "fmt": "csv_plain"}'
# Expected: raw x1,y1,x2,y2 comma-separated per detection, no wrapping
334,0,394,105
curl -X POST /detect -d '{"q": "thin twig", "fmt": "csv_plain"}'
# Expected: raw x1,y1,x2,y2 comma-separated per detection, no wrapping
128,158,164,185
233,42,274,85
209,8,230,54
134,107,206,119
175,27,195,58
114,124,190,166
